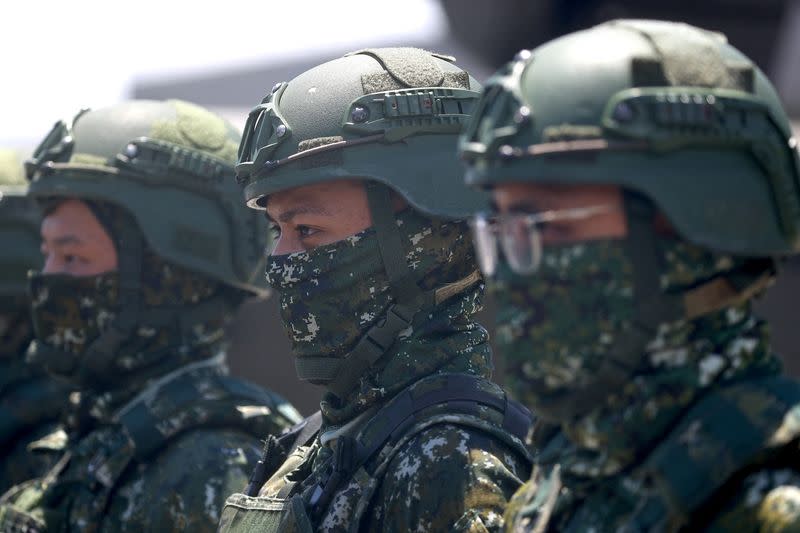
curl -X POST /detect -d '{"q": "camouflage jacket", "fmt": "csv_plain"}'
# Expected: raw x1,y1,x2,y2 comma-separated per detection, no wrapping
221,373,534,533
505,373,800,532
0,356,301,532
0,351,68,494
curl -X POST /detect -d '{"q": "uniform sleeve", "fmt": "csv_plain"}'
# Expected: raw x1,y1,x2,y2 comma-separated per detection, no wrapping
704,468,800,532
359,423,529,533
103,428,263,533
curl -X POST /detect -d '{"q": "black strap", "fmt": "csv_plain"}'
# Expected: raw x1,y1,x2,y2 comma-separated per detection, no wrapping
365,182,426,306
118,365,287,461
300,183,482,400
306,374,534,517
296,270,480,390
79,209,144,386
559,193,683,412
629,375,800,530
323,303,417,399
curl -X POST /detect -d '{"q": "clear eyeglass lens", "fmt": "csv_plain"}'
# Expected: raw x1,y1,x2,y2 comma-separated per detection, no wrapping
499,215,542,275
469,216,499,277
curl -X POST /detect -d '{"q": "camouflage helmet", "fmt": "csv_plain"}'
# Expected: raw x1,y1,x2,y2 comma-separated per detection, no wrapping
235,47,487,218
0,149,39,306
460,19,800,257
25,99,268,296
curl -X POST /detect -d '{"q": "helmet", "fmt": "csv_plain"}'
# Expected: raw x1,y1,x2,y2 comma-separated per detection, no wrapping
236,48,487,398
236,47,487,218
460,20,800,257
25,99,268,296
0,149,39,305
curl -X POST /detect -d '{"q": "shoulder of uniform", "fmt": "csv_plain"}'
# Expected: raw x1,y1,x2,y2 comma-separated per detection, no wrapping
372,422,526,532
385,422,526,479
107,428,258,531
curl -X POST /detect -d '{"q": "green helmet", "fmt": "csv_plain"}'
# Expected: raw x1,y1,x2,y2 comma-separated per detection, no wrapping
25,99,268,296
0,149,39,305
235,48,487,398
235,47,487,218
461,19,800,257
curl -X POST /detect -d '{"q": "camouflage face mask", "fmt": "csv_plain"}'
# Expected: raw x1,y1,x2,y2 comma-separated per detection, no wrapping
492,239,636,419
266,209,465,367
29,272,119,376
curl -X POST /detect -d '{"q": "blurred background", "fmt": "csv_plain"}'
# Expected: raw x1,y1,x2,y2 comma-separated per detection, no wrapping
3,0,798,414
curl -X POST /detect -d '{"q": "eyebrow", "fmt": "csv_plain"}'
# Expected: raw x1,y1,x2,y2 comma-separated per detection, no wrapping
50,235,85,247
266,205,333,224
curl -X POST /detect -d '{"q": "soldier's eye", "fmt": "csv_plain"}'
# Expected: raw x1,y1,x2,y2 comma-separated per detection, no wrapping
297,226,318,239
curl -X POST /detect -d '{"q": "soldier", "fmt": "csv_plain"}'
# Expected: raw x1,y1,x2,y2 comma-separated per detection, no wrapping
219,48,533,532
0,149,69,493
0,100,302,532
460,19,800,531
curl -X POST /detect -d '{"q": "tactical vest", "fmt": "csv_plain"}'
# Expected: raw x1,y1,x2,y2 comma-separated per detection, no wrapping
219,372,535,533
0,359,301,533
511,375,800,533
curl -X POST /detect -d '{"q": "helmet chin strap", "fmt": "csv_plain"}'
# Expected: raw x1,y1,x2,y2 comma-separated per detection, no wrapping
77,208,143,386
294,181,481,401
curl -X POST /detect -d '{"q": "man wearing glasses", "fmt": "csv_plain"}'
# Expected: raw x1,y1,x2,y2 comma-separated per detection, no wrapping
461,20,800,531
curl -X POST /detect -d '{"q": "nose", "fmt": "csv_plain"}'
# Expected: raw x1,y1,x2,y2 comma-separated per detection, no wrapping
41,254,62,274
271,235,303,256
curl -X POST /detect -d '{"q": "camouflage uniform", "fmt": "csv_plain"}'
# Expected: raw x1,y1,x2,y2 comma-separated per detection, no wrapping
459,20,800,532
0,101,301,532
0,149,69,493
220,48,534,532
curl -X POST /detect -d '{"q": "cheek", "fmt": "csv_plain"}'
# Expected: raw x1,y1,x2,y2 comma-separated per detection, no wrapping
95,248,119,274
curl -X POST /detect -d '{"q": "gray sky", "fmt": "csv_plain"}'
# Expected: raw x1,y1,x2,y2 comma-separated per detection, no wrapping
1,0,447,148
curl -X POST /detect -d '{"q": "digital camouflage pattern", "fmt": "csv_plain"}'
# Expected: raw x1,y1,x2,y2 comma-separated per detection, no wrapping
28,201,224,381
226,372,531,533
495,238,800,531
0,98,302,531
3,236,301,530
265,207,478,359
0,361,300,533
459,16,800,533
492,240,636,420
223,209,532,532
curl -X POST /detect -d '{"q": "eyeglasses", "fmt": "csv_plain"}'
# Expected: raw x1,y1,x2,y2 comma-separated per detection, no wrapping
468,205,614,276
